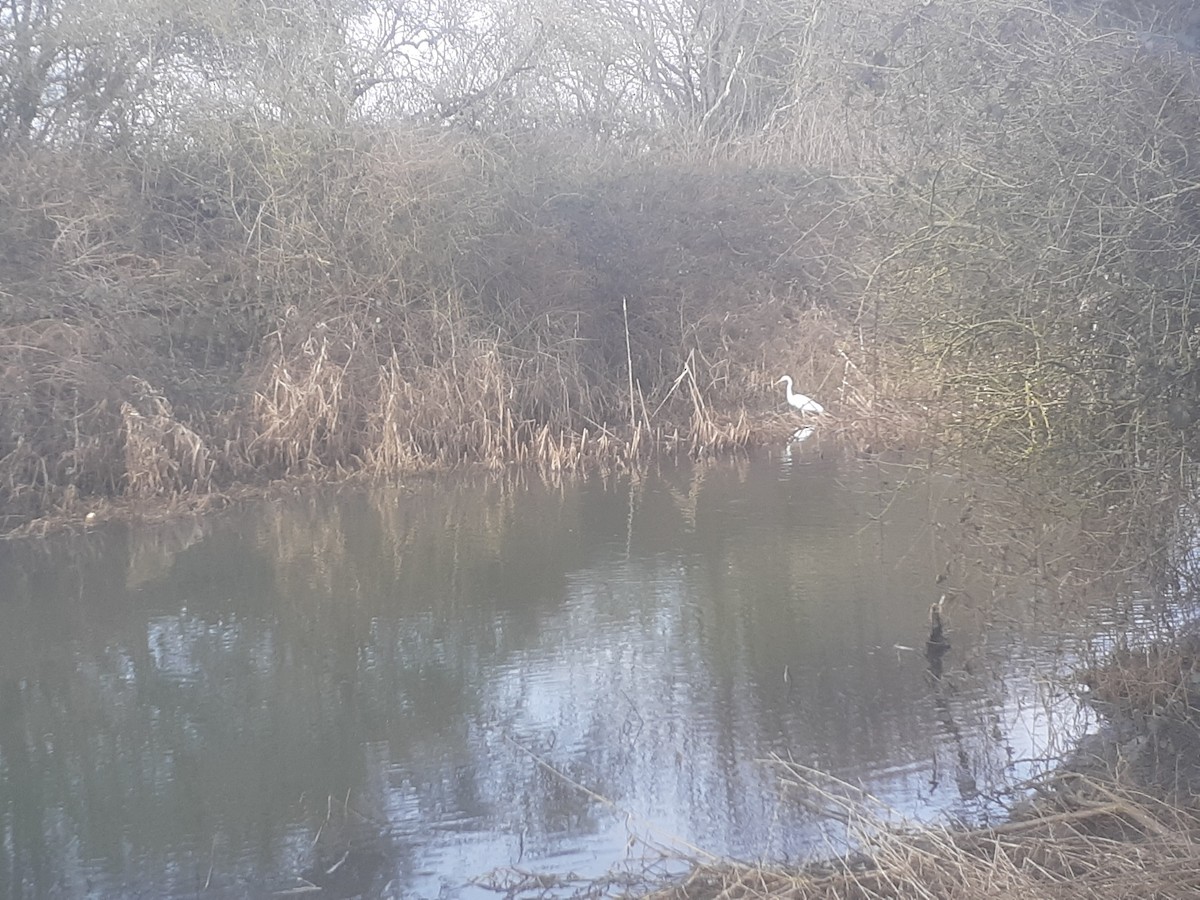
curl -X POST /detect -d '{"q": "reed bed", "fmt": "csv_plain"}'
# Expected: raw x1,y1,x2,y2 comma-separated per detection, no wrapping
1084,638,1200,723
647,762,1200,900
0,287,927,535
0,134,892,533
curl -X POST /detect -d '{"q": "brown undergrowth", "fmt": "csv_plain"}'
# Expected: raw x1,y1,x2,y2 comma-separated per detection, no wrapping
644,764,1200,900
1079,630,1200,791
0,133,923,536
1085,638,1200,729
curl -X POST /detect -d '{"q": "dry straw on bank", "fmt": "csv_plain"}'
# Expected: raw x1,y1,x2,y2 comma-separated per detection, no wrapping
6,0,1200,530
649,760,1200,900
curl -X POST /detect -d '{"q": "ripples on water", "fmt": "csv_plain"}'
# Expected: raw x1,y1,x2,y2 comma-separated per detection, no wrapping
0,450,1139,898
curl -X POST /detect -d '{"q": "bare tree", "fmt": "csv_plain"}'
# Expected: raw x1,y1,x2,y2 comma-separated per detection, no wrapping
0,0,185,146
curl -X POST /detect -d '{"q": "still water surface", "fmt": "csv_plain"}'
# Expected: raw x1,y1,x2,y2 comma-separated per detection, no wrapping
0,453,1096,898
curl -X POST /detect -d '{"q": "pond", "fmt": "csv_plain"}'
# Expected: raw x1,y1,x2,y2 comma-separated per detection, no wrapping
0,450,1108,898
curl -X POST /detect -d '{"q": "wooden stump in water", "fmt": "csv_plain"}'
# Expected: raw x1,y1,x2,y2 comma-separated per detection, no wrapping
926,595,950,658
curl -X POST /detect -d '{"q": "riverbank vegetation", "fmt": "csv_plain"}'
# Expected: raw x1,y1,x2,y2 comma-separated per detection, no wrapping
5,0,1198,535
652,772,1200,899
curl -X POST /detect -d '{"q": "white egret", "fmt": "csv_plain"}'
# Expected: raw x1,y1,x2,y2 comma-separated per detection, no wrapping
776,375,825,415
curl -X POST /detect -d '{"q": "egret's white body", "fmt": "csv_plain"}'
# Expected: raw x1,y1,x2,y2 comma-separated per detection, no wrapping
776,376,825,415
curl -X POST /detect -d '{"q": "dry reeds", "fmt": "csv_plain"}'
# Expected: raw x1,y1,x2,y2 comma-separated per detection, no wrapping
3,130,879,531
649,761,1200,900
1083,635,1200,747
0,317,131,523
247,305,776,477
0,118,1078,533
121,378,215,498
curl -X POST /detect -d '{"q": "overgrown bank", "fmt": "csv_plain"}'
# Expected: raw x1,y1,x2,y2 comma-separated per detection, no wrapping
0,135,898,534
5,3,1200,537
4,1,1200,534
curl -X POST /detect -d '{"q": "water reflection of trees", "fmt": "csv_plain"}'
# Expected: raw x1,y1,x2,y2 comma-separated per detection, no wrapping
0,461,1103,895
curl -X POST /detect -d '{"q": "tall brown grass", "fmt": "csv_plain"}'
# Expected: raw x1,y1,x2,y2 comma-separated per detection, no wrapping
0,131,895,531
650,761,1200,900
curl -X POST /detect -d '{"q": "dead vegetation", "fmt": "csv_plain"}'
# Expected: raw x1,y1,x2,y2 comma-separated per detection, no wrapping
466,744,1200,900
0,131,898,533
2,0,1200,538
650,781,1200,899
